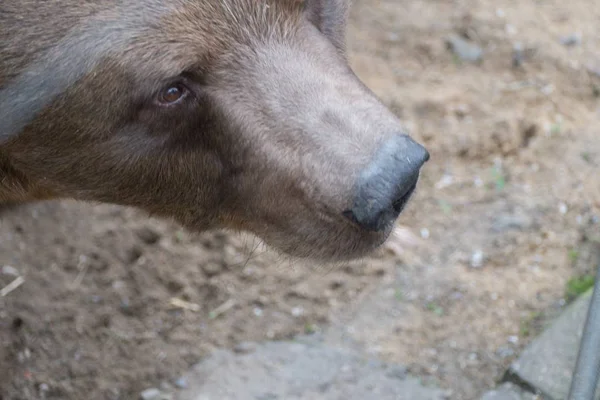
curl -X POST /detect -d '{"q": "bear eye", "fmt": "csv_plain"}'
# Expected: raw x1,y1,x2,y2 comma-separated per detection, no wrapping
157,83,189,105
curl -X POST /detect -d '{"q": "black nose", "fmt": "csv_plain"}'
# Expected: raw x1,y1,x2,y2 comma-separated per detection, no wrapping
343,134,430,232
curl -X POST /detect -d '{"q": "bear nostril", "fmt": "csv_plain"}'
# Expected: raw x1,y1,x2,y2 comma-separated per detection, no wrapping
392,180,418,213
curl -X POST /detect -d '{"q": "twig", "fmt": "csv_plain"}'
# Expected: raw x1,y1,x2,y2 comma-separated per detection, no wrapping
71,264,88,288
169,297,201,312
1,276,25,296
209,299,237,319
69,254,90,289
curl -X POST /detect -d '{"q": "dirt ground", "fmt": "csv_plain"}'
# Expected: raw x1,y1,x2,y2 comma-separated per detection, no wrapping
1,0,600,399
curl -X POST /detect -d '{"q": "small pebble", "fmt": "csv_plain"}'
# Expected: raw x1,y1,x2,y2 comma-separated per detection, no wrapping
90,295,103,304
454,103,471,118
386,32,400,42
135,227,161,245
125,247,143,264
420,228,430,239
512,42,538,67
529,265,541,274
140,388,161,400
450,291,464,300
253,307,263,317
446,34,483,63
201,261,223,277
496,346,515,359
559,202,568,214
505,24,517,35
558,298,566,307
435,174,454,189
512,42,525,67
569,59,581,70
541,84,554,95
424,348,438,357
588,65,600,79
560,33,582,47
2,265,19,276
508,335,519,344
17,348,31,363
291,306,304,317
112,280,126,290
174,377,188,389
492,213,532,233
470,250,484,268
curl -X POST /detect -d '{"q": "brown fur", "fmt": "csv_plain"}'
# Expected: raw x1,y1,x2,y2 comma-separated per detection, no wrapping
0,0,425,261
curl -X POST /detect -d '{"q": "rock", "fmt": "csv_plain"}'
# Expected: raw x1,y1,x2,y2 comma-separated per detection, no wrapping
509,290,600,400
446,34,483,63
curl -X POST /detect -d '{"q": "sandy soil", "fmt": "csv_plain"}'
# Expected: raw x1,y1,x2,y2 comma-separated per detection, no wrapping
1,0,599,399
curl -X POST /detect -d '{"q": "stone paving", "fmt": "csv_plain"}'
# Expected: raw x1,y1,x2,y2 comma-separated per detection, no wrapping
174,335,447,400
155,289,597,400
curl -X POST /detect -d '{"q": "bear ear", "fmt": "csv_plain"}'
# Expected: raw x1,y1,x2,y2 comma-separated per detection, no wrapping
303,0,351,56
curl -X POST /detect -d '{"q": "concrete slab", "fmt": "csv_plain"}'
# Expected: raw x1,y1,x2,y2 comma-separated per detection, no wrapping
480,383,536,400
174,336,447,400
509,290,600,400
